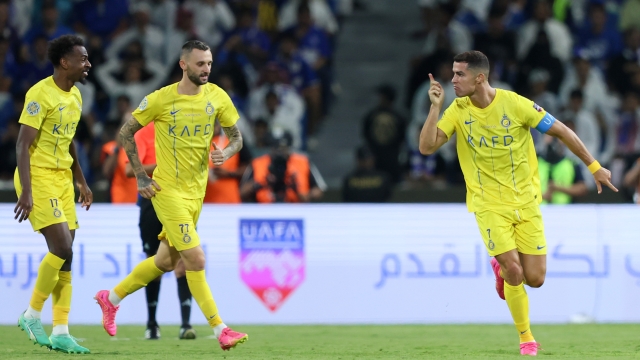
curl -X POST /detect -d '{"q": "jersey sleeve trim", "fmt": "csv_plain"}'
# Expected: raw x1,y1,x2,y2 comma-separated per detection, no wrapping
534,112,556,133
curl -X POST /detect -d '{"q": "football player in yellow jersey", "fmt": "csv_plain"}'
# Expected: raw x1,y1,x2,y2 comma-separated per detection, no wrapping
94,40,248,351
13,35,92,354
419,51,618,356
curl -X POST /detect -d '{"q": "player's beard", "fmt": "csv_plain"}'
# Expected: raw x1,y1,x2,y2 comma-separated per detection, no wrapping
186,66,208,86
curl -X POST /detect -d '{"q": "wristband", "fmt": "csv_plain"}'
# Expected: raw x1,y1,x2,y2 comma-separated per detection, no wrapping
588,160,602,174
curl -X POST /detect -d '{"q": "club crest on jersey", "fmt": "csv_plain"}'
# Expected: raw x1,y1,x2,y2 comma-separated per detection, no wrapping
183,233,192,243
500,114,511,129
53,208,61,218
26,101,40,115
533,103,544,112
205,102,214,115
138,97,148,110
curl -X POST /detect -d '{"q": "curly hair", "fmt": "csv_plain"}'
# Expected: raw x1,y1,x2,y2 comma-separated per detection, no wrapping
47,35,84,67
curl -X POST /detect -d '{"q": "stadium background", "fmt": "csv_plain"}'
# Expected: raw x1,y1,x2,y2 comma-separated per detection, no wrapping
1,0,640,339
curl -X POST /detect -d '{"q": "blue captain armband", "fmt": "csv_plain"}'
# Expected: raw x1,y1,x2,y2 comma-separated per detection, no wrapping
535,112,556,133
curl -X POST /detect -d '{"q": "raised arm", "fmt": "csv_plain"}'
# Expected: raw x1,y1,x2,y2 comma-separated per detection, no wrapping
119,117,161,198
546,120,617,194
419,73,449,155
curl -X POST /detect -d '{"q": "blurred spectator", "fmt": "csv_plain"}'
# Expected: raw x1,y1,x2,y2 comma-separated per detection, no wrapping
106,3,165,65
0,75,12,131
538,134,588,204
240,130,325,202
183,0,235,49
422,3,471,56
559,54,616,142
615,91,640,157
622,155,640,203
619,0,640,31
608,28,640,95
406,124,448,189
0,0,19,50
96,56,168,110
74,117,95,184
279,0,339,36
215,72,256,147
0,116,17,180
516,27,565,94
101,120,137,203
147,0,178,33
274,33,322,136
204,121,252,203
528,69,559,121
574,3,623,70
362,84,406,183
342,145,392,202
517,0,572,62
23,1,72,44
73,0,130,42
10,0,34,37
108,94,134,125
473,6,516,85
217,7,271,86
165,7,199,66
263,90,305,150
16,35,53,95
561,90,601,169
251,118,274,157
286,3,333,115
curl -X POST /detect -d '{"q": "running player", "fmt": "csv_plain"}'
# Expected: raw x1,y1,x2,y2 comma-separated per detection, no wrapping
419,51,617,356
124,122,196,340
94,40,248,350
14,34,92,354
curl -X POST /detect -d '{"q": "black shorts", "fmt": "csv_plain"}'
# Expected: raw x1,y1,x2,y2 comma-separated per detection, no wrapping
139,197,163,256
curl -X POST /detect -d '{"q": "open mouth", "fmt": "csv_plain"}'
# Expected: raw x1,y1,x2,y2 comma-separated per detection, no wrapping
200,74,209,82
82,70,89,77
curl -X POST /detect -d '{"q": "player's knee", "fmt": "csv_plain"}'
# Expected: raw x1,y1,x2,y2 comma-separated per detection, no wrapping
502,261,524,285
181,247,205,271
51,245,73,261
154,256,175,272
526,275,545,288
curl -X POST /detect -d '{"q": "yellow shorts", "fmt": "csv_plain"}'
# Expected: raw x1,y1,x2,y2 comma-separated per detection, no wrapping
151,191,203,252
14,167,79,232
474,205,546,257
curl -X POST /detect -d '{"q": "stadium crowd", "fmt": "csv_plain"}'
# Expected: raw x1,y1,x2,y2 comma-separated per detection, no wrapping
4,0,640,204
360,0,640,203
0,0,351,202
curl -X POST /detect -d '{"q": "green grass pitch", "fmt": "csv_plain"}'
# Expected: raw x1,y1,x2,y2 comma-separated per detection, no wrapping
2,324,640,359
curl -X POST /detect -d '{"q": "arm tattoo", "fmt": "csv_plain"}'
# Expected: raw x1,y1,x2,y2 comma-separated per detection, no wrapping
222,124,243,161
119,117,149,184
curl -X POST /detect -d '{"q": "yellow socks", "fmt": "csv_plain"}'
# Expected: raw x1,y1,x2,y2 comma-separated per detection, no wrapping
186,270,223,327
113,256,164,300
29,252,65,313
504,281,535,343
52,271,72,327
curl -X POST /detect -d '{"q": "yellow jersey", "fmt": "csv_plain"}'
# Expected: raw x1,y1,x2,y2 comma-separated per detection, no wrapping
132,83,239,199
19,76,83,170
437,89,556,212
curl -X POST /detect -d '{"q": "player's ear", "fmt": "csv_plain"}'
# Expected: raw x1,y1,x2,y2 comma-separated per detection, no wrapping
178,58,187,71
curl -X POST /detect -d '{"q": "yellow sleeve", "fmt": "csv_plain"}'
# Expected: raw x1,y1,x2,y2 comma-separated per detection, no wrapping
19,88,48,130
436,104,457,138
131,91,161,126
216,89,239,127
518,95,555,133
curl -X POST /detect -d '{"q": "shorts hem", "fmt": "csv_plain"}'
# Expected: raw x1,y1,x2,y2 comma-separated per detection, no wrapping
32,219,74,232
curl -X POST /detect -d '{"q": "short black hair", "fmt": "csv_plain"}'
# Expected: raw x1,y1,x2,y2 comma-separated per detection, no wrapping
181,40,210,58
47,35,84,67
569,89,583,100
453,51,490,77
